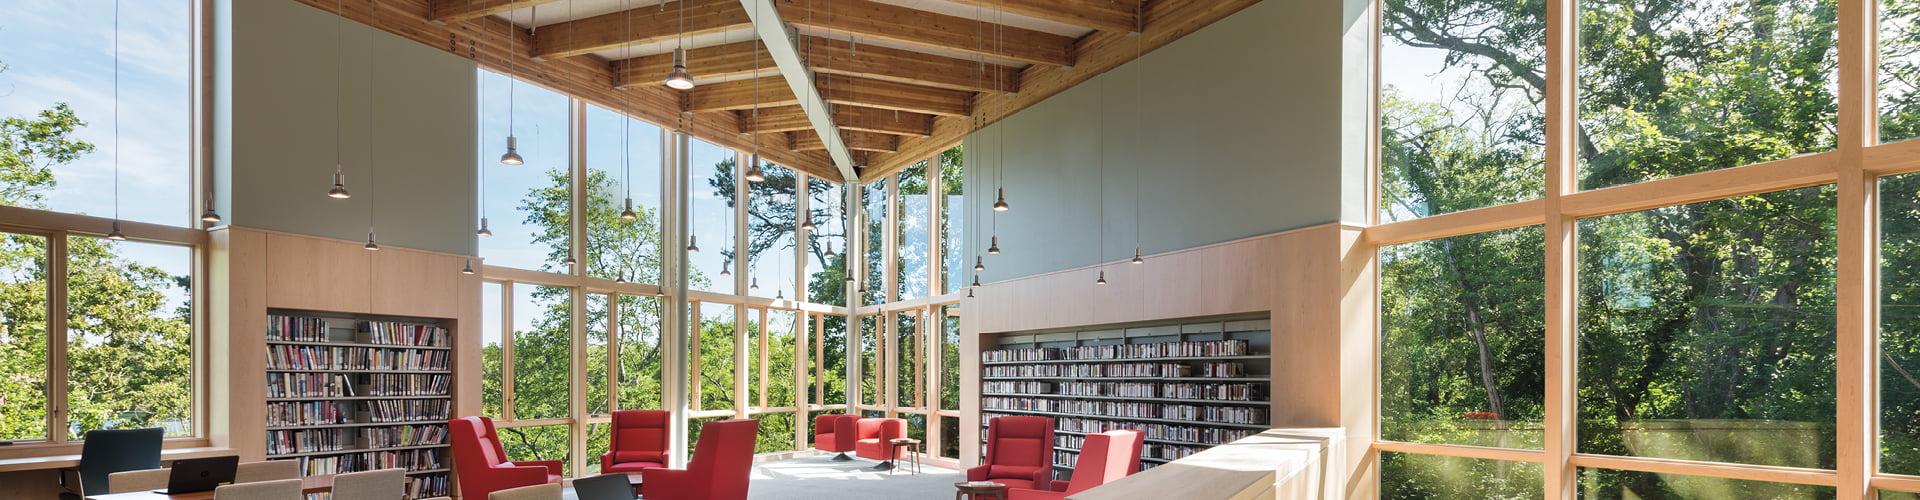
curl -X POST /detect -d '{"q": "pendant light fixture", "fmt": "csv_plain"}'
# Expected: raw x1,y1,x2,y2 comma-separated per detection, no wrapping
1131,4,1145,266
363,0,380,252
564,255,577,266
499,5,524,165
801,218,815,231
746,35,766,183
991,0,1010,214
462,259,476,275
750,277,760,291
721,261,732,277
478,217,494,237
620,2,639,221
326,0,351,199
974,256,985,272
688,235,700,253
106,1,126,242
825,242,837,260
662,0,694,89
478,2,495,236
1094,47,1107,286
201,197,222,223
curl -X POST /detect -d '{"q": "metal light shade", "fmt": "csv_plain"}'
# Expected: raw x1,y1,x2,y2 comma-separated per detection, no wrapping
1132,248,1145,264
621,198,638,220
500,136,524,165
364,232,380,250
1095,271,1107,285
200,199,222,223
720,264,732,277
328,171,351,199
973,256,985,271
970,275,981,288
801,219,815,231
563,256,578,266
686,235,700,253
825,242,838,260
988,236,1001,255
750,278,760,291
477,217,494,237
461,259,476,275
106,220,127,241
664,48,695,89
993,188,1010,211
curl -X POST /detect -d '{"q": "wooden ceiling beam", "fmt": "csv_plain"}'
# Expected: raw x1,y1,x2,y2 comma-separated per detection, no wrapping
613,40,771,88
532,0,750,60
861,0,1262,182
685,76,799,112
777,0,1076,67
802,36,1020,93
789,130,901,153
429,0,564,24
938,0,1141,33
743,105,936,137
817,74,973,117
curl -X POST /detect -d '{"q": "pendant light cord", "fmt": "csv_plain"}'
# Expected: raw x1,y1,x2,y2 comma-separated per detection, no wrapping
1134,1,1143,254
623,0,632,200
479,0,489,219
368,0,377,234
507,5,516,139
335,0,345,177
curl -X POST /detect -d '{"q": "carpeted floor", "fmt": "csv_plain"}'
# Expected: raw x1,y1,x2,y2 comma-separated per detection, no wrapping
746,455,964,499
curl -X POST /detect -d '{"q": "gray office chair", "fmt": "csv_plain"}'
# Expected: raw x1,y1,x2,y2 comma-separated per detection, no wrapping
59,427,164,499
235,460,300,483
330,468,406,500
106,468,169,494
212,478,303,500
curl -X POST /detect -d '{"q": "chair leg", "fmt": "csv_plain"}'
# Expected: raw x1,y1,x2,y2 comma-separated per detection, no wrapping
870,460,895,471
831,452,853,461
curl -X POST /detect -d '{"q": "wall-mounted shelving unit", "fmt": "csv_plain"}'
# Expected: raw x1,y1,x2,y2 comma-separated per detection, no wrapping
264,311,453,499
979,315,1274,478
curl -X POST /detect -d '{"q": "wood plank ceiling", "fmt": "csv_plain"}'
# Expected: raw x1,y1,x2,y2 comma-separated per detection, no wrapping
298,0,1261,183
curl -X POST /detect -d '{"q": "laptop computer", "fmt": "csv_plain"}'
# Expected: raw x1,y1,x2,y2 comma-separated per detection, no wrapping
571,473,638,500
155,455,239,494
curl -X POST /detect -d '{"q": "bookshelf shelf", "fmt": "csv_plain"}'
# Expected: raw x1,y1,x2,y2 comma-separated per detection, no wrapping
264,311,453,500
982,315,1274,481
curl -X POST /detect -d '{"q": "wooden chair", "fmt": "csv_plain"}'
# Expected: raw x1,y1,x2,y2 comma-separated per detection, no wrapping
235,460,300,483
212,478,302,500
330,468,406,500
106,468,169,494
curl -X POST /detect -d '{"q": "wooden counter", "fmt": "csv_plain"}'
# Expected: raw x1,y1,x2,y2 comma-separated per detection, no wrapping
1069,428,1345,500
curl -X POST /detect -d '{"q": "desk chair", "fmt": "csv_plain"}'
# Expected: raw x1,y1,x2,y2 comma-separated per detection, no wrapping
331,468,406,500
212,478,302,500
106,468,169,494
236,460,300,483
489,483,563,500
59,427,164,499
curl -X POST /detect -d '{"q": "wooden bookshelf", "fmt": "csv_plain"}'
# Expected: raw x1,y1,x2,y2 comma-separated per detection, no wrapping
264,310,453,500
979,315,1273,477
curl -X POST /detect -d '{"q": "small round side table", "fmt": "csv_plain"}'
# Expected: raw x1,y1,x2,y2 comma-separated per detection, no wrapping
888,438,923,475
954,481,1008,500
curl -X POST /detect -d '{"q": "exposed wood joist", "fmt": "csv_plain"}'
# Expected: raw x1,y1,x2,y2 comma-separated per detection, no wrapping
429,0,563,24
612,40,772,88
741,0,856,180
532,0,751,60
817,74,972,117
685,76,799,112
802,36,1020,93
861,0,1262,182
777,0,1077,67
290,0,838,179
742,105,936,137
938,0,1140,33
789,130,901,153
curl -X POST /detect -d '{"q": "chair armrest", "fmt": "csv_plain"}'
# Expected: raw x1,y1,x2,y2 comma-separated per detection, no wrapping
600,451,617,466
1051,481,1071,493
967,465,989,482
1030,468,1054,492
510,460,565,477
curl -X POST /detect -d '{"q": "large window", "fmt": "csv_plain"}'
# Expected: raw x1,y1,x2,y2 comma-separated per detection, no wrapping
897,163,932,299
584,104,662,283
806,178,846,307
1375,0,1905,495
862,180,888,306
0,0,204,446
940,149,965,296
746,162,797,299
478,71,572,271
689,141,734,293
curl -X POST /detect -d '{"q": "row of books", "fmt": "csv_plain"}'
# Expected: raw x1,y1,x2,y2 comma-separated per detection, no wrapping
364,374,451,396
1160,405,1265,424
1199,362,1247,378
983,381,1056,394
365,400,450,423
986,412,1260,444
983,340,1253,362
267,345,451,371
363,424,448,448
268,401,352,427
363,321,450,347
1033,381,1265,402
267,373,355,398
267,428,350,455
984,362,1201,378
287,448,443,475
1055,450,1080,469
988,397,1263,421
268,315,333,342
404,474,449,499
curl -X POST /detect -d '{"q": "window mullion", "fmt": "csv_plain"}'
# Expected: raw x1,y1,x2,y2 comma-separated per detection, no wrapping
48,231,69,443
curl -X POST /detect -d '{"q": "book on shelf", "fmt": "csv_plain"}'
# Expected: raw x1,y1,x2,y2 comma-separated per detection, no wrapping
982,340,1253,363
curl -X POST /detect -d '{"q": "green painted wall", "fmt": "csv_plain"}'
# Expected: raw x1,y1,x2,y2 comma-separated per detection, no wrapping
216,0,477,255
962,0,1360,282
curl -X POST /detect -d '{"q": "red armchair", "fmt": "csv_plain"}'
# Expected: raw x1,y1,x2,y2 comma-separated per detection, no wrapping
852,418,908,470
1008,430,1143,500
813,414,860,461
641,418,759,500
968,416,1056,490
449,416,563,499
599,410,671,474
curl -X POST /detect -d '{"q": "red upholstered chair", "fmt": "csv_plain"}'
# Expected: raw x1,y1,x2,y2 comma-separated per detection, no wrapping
813,414,860,461
968,416,1056,491
599,410,671,474
449,416,564,499
852,418,908,470
1007,430,1143,500
640,418,759,500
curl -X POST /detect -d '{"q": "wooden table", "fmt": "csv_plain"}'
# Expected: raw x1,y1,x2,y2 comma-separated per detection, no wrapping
888,438,922,475
87,474,334,500
954,481,1007,500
